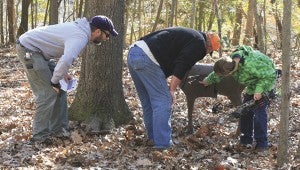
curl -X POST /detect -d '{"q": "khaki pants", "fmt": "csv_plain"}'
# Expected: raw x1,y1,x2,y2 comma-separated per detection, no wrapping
16,44,68,140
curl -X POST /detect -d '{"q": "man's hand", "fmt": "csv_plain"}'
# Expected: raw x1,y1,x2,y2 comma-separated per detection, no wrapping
64,74,73,82
51,82,61,93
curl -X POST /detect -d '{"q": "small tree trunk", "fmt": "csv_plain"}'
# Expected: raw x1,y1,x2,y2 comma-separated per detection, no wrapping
49,0,59,25
17,0,31,37
207,0,215,31
231,2,243,46
189,0,196,28
151,0,164,32
7,0,16,43
168,0,176,27
214,0,222,56
0,0,4,44
277,0,292,167
197,0,205,31
253,0,265,52
44,0,50,25
243,0,255,45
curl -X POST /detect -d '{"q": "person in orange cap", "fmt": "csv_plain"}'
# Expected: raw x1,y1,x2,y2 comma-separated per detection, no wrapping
127,27,220,149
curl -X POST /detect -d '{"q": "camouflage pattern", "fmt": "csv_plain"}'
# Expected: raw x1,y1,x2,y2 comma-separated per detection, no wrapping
205,45,276,95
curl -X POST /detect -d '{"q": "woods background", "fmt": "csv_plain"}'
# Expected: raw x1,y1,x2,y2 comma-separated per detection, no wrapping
1,0,300,52
0,0,299,169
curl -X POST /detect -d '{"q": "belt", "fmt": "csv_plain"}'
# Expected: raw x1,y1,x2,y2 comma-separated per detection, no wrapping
16,39,42,54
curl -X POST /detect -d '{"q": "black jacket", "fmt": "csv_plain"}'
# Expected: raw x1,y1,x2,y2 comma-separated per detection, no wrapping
140,27,207,79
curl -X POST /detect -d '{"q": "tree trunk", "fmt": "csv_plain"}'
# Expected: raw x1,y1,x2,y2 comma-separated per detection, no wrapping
44,0,50,25
17,0,31,38
243,0,254,45
129,0,137,45
214,0,222,56
7,0,16,44
253,0,265,52
151,0,164,32
277,0,291,167
168,0,176,27
272,1,283,48
137,0,142,38
78,0,84,18
207,0,215,31
0,0,4,44
197,0,205,31
231,2,242,46
189,0,196,28
49,0,59,24
69,0,132,132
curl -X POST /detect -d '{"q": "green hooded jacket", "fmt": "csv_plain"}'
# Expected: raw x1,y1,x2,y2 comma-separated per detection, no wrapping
204,45,276,95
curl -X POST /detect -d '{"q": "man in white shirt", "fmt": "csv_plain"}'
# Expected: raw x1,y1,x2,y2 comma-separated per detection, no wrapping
16,15,118,144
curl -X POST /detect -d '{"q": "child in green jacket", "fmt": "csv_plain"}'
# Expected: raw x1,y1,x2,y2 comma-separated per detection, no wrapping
201,45,276,152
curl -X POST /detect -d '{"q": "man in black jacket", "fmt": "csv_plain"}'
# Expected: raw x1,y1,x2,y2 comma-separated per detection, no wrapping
127,27,220,149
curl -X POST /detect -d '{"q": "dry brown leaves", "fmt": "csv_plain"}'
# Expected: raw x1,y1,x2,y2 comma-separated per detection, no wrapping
0,46,299,169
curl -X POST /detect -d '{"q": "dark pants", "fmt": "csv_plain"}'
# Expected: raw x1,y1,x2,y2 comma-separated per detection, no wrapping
240,94,269,148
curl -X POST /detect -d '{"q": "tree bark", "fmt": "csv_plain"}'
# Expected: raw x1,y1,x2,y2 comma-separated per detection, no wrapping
7,0,16,43
44,0,50,26
168,0,176,27
231,2,242,46
189,0,196,28
207,0,215,31
151,0,164,32
243,0,255,45
0,0,4,44
197,0,205,31
253,0,265,52
69,0,132,132
214,0,222,56
277,0,292,167
49,0,59,24
17,0,31,38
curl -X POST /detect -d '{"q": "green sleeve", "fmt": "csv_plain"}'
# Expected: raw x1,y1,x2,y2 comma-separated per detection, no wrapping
204,71,222,85
245,52,276,93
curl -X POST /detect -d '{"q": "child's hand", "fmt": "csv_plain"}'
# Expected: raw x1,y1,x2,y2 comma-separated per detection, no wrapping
254,93,262,100
199,80,209,86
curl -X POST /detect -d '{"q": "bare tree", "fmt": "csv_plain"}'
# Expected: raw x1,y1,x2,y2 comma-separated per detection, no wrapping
168,0,176,27
151,0,164,32
253,0,265,52
189,0,197,28
69,0,132,132
231,2,242,46
17,0,32,37
243,0,255,45
0,0,4,44
7,0,16,43
49,0,60,24
44,0,50,25
214,0,222,56
277,0,292,167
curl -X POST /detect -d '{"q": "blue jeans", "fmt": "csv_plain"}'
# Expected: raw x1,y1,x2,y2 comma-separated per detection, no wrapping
240,94,268,148
127,45,173,148
16,44,68,140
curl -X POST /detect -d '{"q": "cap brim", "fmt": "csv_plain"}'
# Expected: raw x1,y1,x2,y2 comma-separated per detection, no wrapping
111,29,118,36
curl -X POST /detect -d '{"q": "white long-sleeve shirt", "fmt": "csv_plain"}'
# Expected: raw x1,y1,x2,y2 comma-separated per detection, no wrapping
19,18,91,84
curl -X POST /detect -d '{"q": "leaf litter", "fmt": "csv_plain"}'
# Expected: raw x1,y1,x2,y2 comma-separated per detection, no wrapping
0,46,299,169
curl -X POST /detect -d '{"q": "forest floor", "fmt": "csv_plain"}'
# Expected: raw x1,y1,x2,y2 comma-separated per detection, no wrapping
0,45,299,169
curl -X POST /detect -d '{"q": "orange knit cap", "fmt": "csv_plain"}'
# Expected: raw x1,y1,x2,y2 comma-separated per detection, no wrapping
206,32,220,51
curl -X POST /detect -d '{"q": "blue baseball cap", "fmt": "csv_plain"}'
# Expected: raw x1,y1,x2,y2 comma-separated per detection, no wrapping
90,15,118,36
